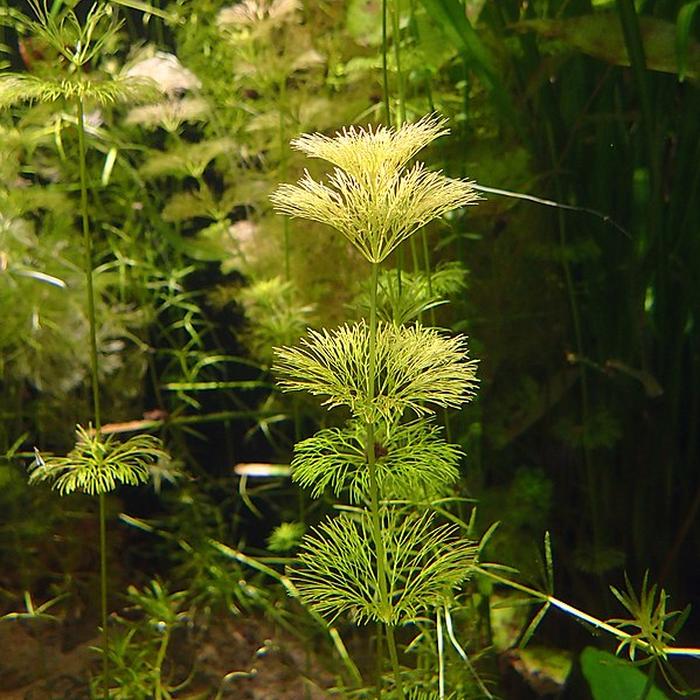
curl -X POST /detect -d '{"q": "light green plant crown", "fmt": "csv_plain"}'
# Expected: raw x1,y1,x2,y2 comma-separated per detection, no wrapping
270,115,481,653
270,115,479,263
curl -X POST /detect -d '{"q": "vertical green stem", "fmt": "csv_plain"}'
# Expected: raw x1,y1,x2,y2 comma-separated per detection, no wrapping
154,626,171,700
98,491,109,696
391,0,406,126
638,662,656,700
279,78,291,281
381,0,392,126
77,98,101,432
366,262,404,698
374,622,384,698
77,95,108,699
544,126,600,558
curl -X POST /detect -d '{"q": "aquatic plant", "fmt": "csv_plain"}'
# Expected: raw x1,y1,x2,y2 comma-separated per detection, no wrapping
1,3,169,695
272,114,479,697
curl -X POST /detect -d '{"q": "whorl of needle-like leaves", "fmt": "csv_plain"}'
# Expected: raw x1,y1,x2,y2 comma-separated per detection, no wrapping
354,263,467,325
0,74,159,109
274,321,478,424
270,115,479,263
292,419,462,502
28,425,168,496
290,114,450,181
290,508,478,625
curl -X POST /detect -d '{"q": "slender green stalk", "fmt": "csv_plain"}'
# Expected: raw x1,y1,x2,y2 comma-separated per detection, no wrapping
154,625,171,700
98,493,108,696
544,125,600,559
391,0,406,126
437,608,445,699
382,0,391,127
386,625,403,696
77,97,102,432
366,262,404,698
638,664,656,700
477,567,700,659
278,76,291,281
77,93,108,700
375,622,384,699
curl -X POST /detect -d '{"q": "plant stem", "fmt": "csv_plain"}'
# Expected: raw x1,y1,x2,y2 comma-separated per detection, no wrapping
77,97,101,432
278,76,291,281
366,262,404,698
544,125,601,561
154,626,171,700
381,0,391,126
477,567,700,659
77,94,108,699
391,0,406,126
638,663,656,700
98,491,109,696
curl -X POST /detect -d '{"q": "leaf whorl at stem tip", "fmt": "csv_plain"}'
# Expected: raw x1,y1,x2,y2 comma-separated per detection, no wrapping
270,114,481,263
28,425,169,496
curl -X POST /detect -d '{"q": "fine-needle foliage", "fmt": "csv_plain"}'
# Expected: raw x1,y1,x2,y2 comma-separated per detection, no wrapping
2,5,171,697
292,419,462,502
272,114,481,698
289,115,450,182
355,263,467,325
609,572,691,663
292,509,478,626
274,320,478,424
0,2,159,109
0,73,158,109
270,115,480,263
28,425,168,497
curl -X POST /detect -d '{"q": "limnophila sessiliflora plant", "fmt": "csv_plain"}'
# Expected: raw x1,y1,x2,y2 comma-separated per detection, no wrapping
270,114,481,697
0,2,168,696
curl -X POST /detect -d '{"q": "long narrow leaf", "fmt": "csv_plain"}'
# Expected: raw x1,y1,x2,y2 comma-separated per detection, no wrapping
418,0,514,117
677,1,700,81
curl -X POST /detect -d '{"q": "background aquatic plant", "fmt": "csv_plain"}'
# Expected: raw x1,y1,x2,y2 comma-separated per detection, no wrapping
1,2,169,695
28,426,168,496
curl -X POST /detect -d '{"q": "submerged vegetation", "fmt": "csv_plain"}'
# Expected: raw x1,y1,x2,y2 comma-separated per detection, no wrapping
1,0,699,698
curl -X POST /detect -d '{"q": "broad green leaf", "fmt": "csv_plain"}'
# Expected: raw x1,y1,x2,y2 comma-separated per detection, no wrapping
110,0,183,24
417,0,515,117
514,14,700,80
677,1,700,81
581,647,670,700
346,0,385,47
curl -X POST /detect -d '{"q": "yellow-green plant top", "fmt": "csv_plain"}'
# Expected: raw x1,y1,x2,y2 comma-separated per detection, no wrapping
270,115,480,263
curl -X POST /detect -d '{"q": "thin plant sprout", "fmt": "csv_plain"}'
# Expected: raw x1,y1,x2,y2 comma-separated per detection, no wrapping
272,115,480,698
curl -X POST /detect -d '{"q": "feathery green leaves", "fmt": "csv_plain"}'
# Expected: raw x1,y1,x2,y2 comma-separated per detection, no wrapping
0,73,159,109
239,277,315,360
292,419,462,502
19,1,119,68
609,572,690,662
355,263,467,324
274,321,478,423
139,138,234,179
28,426,168,496
290,115,449,181
270,115,479,263
291,508,478,625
